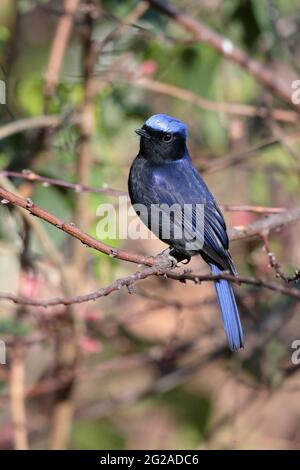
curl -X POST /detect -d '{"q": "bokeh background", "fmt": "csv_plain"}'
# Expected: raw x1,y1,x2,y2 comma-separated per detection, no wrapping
1,0,300,450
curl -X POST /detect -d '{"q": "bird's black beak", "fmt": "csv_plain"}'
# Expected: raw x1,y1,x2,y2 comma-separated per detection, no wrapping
135,128,150,139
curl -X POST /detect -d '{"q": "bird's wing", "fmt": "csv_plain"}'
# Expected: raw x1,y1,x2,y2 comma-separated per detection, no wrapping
189,166,236,272
137,161,232,267
136,173,203,251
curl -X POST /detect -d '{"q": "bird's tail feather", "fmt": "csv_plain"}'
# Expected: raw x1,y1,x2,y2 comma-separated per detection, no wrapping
210,264,244,351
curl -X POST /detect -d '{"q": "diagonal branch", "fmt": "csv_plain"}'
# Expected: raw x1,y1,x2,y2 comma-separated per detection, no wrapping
134,77,299,123
0,115,63,141
1,268,300,308
261,234,300,283
0,170,125,197
0,256,174,307
0,186,300,266
229,206,300,241
0,170,288,214
147,0,299,110
0,185,154,266
44,0,80,100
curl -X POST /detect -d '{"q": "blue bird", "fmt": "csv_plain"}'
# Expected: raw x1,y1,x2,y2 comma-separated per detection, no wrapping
128,114,244,351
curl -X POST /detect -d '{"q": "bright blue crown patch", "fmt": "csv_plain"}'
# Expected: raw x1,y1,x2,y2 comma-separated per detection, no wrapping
145,114,188,138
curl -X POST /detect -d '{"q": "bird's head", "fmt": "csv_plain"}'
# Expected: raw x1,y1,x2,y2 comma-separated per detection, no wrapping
135,114,188,164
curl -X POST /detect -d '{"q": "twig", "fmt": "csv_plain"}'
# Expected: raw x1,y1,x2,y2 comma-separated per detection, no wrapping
0,176,75,298
0,185,153,265
0,256,173,307
0,170,126,197
100,0,149,46
133,77,299,123
1,267,300,308
0,115,63,141
70,0,97,280
220,204,286,215
147,0,299,110
0,170,287,213
200,133,300,174
0,186,299,264
261,234,300,283
229,206,300,241
170,271,300,300
44,0,80,101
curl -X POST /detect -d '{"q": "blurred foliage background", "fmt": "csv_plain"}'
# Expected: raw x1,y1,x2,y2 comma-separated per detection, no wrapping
0,0,300,450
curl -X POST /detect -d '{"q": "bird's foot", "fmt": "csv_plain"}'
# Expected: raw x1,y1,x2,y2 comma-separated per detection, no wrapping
159,247,178,268
169,249,191,265
181,255,191,265
158,248,191,268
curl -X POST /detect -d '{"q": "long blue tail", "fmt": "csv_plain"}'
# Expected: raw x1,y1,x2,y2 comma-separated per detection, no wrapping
210,264,244,351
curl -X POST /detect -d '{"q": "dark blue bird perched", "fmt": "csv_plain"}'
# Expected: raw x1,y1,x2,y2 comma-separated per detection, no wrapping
128,114,244,351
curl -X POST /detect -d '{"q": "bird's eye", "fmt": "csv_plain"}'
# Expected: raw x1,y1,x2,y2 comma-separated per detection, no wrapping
162,133,172,142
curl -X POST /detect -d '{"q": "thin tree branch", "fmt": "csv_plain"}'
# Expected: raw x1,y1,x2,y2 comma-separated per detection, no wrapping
133,77,299,123
229,206,300,241
0,186,299,264
0,169,126,197
0,185,153,265
261,234,300,283
0,170,287,214
1,267,300,308
200,132,300,174
0,255,174,307
44,0,80,101
0,115,63,141
147,0,299,110
220,204,286,215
